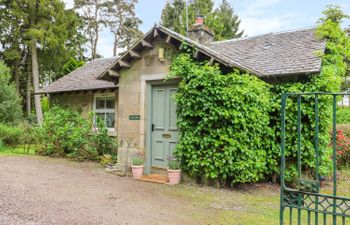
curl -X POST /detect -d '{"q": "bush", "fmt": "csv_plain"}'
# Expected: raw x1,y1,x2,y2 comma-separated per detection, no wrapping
0,61,22,123
90,115,117,156
0,123,23,146
38,106,93,157
334,129,350,168
38,106,117,161
0,122,38,150
337,107,350,124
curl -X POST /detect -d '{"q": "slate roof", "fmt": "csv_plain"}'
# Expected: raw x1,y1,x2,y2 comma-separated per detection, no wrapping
39,58,118,94
40,26,326,94
208,28,325,76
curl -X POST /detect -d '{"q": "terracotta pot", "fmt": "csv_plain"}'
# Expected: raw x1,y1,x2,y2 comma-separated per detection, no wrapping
131,165,144,179
167,169,181,185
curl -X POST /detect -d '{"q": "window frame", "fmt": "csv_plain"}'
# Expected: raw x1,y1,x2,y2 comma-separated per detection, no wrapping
93,93,116,132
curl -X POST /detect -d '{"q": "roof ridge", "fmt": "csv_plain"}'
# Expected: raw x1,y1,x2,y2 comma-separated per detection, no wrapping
211,26,317,45
157,25,264,75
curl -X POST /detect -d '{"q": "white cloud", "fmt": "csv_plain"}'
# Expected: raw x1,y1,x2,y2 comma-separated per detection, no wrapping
236,0,307,36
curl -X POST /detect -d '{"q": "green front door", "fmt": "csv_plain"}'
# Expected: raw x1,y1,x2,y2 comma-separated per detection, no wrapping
151,85,178,168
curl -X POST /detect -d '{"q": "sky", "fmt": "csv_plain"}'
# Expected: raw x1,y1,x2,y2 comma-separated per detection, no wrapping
64,0,350,58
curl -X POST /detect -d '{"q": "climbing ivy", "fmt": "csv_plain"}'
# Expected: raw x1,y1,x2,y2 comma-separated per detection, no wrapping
168,5,350,185
168,55,275,184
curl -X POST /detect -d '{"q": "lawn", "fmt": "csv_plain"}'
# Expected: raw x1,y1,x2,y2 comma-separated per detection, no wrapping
0,146,36,156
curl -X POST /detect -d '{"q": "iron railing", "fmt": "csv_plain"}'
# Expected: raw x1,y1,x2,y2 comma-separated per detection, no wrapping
280,92,350,225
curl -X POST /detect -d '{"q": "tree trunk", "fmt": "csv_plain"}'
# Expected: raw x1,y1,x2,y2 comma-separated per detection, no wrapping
92,27,99,59
13,59,20,93
31,38,43,126
113,36,117,57
26,50,32,117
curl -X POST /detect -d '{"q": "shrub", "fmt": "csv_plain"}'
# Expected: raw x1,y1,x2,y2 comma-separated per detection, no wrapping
90,115,117,156
37,106,93,158
337,107,350,124
334,129,350,168
0,123,23,146
38,106,117,161
0,61,22,123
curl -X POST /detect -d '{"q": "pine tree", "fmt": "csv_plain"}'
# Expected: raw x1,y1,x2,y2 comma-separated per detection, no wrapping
74,0,108,60
160,0,243,40
105,0,143,56
0,0,85,124
210,0,243,40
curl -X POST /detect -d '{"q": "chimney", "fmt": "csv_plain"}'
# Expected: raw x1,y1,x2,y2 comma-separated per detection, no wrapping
188,15,214,45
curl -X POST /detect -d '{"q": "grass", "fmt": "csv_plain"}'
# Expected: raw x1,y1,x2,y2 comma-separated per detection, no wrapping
0,145,36,156
337,107,350,124
159,169,350,225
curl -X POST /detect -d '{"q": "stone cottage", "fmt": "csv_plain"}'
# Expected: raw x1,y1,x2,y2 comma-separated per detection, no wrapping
39,19,325,174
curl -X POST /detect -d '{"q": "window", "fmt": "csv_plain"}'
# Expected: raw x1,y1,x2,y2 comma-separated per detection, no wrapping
94,95,116,130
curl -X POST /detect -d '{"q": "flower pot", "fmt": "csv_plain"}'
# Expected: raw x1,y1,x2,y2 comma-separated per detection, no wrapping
167,169,181,185
131,165,144,179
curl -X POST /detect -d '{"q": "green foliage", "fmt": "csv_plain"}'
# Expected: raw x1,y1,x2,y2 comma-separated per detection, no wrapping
61,58,85,76
0,123,23,146
160,0,243,40
169,54,274,184
90,114,118,156
0,122,37,148
168,157,181,170
38,106,92,157
0,61,22,123
168,5,350,184
37,106,117,161
337,108,350,124
131,153,144,166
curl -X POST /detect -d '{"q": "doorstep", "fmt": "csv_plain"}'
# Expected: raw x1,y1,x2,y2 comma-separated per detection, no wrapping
138,174,168,184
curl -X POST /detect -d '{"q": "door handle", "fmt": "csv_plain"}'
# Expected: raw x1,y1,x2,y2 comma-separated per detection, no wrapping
152,123,155,132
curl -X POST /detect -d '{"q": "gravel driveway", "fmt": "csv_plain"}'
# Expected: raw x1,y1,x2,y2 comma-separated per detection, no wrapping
0,156,212,225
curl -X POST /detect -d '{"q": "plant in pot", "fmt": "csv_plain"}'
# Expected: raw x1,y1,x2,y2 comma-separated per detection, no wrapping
168,157,181,185
131,152,144,179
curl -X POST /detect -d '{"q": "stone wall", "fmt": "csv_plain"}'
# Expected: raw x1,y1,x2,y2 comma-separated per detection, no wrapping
51,91,118,136
116,38,179,171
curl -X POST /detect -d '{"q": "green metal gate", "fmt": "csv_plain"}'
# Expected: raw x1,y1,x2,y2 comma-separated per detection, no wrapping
280,92,350,225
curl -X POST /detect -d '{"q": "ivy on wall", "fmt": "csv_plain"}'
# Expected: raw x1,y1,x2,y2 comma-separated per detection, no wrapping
168,5,350,185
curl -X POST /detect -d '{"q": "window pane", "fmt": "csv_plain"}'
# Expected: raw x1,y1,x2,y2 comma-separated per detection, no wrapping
96,98,105,109
105,99,115,109
106,113,115,128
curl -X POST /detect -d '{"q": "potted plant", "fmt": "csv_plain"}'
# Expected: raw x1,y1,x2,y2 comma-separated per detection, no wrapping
131,152,144,179
168,157,181,185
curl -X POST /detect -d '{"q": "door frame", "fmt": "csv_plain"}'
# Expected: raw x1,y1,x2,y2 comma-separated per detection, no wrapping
145,80,179,174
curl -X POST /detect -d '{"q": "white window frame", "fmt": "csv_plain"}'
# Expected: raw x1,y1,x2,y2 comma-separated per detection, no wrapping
93,93,116,132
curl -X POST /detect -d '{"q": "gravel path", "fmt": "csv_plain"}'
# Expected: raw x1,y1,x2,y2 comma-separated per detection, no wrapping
0,156,205,225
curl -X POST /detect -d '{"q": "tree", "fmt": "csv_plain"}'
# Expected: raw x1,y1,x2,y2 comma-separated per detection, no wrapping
0,61,22,123
160,0,244,40
61,58,85,76
74,0,108,60
209,0,243,40
0,0,85,122
105,0,143,56
161,0,187,35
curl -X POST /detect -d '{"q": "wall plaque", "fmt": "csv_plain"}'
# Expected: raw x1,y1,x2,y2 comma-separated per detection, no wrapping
129,115,140,120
